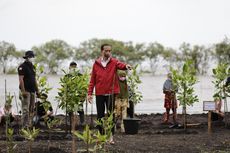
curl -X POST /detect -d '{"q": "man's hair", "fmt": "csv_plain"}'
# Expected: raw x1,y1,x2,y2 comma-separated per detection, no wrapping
101,44,112,51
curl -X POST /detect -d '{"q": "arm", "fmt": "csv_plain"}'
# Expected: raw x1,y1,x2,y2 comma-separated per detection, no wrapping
18,65,27,96
19,75,28,97
35,80,40,97
116,60,131,70
87,64,96,103
19,75,25,93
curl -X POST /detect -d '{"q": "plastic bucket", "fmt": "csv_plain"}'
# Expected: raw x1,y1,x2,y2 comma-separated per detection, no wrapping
123,118,141,134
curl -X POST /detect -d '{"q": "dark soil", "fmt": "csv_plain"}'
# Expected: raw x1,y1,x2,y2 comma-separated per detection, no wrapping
0,113,230,153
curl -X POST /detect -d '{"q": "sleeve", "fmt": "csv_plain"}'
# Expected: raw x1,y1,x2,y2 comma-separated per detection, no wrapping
163,81,166,91
116,59,127,70
18,65,25,75
88,63,96,95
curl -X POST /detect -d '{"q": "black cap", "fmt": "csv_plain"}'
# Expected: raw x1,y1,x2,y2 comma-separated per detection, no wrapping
40,93,48,99
69,61,77,67
23,50,35,59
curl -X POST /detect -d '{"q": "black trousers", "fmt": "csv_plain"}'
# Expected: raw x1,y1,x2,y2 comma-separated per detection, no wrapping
96,95,115,134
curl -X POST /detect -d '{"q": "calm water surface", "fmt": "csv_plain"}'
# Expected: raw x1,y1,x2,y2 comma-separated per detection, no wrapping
0,74,229,114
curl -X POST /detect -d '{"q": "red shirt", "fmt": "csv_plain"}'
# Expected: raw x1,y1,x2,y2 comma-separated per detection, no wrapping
88,57,127,96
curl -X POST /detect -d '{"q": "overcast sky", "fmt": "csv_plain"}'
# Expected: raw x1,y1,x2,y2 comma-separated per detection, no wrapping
0,0,229,50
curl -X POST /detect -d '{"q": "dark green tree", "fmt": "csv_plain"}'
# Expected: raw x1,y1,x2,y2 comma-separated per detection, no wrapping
214,37,230,64
179,42,210,74
161,47,180,71
145,42,164,74
0,41,17,74
32,39,73,74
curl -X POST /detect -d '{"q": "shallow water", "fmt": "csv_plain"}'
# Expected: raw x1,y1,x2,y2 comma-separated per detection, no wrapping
0,74,229,114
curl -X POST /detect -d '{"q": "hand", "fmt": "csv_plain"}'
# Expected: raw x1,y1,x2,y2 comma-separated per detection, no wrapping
22,91,28,98
36,92,40,98
126,64,132,70
87,95,93,104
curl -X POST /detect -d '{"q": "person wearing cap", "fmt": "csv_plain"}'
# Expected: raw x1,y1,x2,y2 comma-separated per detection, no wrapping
33,93,53,126
87,44,131,144
163,73,178,124
18,50,39,127
65,62,85,129
114,70,129,132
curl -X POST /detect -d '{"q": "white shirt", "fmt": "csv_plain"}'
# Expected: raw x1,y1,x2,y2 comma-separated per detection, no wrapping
101,57,110,67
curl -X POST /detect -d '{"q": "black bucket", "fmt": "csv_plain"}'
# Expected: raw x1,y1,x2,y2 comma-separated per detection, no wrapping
123,118,141,134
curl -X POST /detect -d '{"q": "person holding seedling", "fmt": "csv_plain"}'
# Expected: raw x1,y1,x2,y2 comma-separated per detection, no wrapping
114,70,129,132
33,93,54,126
67,61,85,126
18,50,40,127
88,43,131,144
163,73,178,124
65,61,85,132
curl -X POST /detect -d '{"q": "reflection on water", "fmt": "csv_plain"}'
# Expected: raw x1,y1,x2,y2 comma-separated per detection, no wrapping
0,74,229,114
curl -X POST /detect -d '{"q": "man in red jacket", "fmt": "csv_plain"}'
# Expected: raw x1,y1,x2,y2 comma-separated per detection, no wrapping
88,44,131,144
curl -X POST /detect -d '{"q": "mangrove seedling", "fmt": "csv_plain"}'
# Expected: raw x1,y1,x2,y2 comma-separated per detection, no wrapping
170,60,199,130
212,63,230,126
20,127,40,153
127,65,143,118
7,128,16,153
73,125,96,152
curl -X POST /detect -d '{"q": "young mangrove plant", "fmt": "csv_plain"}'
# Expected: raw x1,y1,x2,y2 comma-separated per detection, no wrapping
20,127,40,153
7,128,16,153
212,63,230,125
73,113,114,152
94,112,114,152
56,68,89,153
46,118,61,151
170,60,199,130
73,125,96,152
35,64,52,95
5,93,15,153
127,65,143,117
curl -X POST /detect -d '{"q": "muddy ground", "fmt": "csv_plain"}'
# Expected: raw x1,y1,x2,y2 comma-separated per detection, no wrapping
0,113,230,153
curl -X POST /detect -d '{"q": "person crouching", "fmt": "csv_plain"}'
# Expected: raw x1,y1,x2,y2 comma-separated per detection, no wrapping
33,93,54,126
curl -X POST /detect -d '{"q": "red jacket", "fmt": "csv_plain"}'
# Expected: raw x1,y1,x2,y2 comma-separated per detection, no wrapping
88,57,127,96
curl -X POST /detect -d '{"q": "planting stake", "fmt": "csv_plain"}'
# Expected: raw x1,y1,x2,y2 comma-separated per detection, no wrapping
14,92,19,115
208,111,212,134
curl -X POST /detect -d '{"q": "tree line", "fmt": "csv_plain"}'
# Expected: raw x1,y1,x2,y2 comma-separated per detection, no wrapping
0,37,230,74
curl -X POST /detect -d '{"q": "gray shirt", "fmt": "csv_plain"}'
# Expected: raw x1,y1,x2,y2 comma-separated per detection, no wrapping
163,79,172,91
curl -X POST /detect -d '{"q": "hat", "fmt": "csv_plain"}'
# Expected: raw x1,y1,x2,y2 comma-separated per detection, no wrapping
69,62,77,67
23,50,35,59
69,61,77,67
40,93,48,99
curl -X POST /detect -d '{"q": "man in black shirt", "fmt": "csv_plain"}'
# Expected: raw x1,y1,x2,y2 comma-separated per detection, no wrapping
18,50,39,127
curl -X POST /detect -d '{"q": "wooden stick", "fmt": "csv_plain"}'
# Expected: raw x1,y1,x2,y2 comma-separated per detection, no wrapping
208,111,212,134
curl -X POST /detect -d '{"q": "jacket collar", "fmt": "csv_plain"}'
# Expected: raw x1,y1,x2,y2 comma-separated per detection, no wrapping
95,57,113,67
